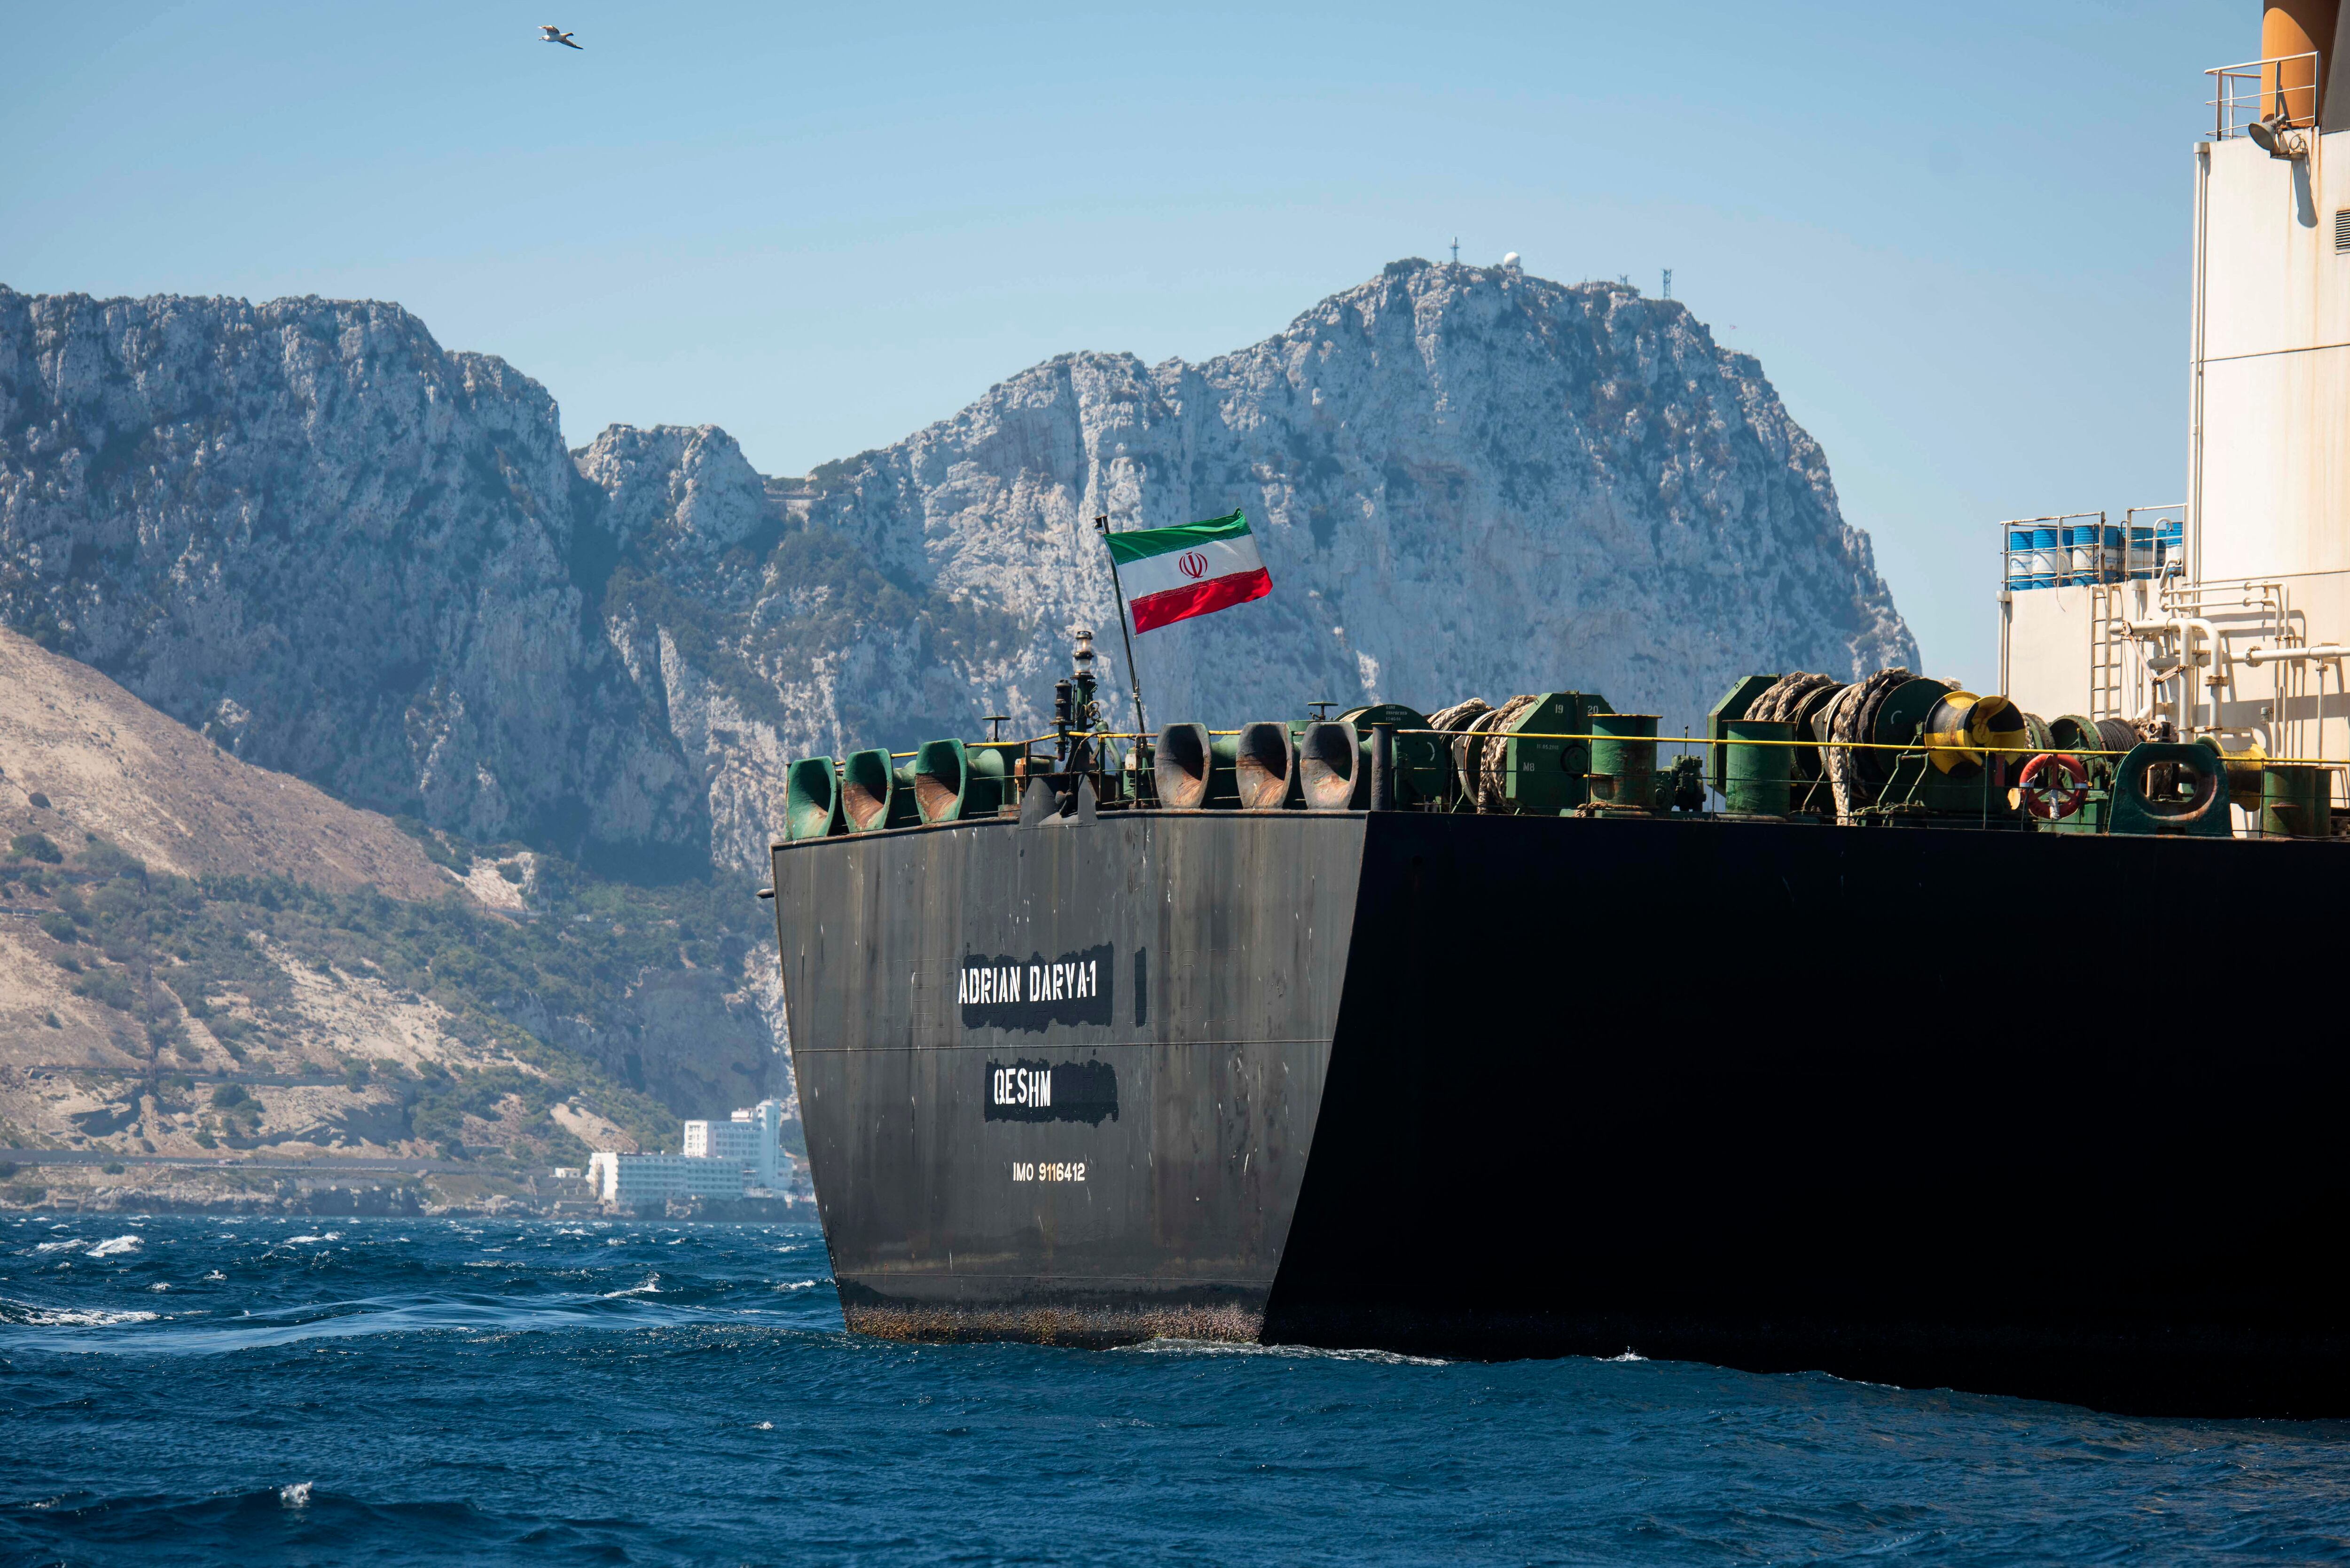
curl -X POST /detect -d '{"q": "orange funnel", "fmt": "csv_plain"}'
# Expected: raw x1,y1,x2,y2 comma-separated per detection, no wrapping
2263,0,2337,125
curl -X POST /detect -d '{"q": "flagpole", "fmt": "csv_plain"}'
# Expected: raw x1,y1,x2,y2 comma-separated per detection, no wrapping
1093,516,1152,748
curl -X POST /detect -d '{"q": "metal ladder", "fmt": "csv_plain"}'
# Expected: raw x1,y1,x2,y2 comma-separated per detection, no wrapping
2087,583,2125,720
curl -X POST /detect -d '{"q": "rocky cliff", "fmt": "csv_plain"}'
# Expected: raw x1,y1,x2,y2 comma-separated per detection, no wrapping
0,289,708,872
766,259,1915,748
0,261,1916,878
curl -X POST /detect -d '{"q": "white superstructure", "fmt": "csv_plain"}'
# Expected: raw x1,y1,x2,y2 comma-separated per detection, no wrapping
2000,8,2350,814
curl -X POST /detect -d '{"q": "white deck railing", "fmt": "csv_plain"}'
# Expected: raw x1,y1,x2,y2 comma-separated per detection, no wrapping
2208,52,2322,139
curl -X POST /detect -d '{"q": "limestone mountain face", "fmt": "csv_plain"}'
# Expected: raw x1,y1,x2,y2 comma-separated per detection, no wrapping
760,259,1916,758
0,287,708,870
0,261,1916,882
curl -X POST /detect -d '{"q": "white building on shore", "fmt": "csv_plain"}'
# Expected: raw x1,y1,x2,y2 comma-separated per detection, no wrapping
683,1099,790,1193
588,1150,748,1207
589,1099,794,1209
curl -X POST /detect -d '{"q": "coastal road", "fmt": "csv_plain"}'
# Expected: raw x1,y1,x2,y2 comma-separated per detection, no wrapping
11,1066,384,1089
0,1149,486,1175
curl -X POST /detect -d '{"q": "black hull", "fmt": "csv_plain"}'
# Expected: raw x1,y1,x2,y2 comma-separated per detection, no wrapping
771,809,2349,1416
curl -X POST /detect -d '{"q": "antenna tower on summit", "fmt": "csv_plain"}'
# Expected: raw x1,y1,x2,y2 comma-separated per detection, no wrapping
1450,237,1459,264
1662,268,1672,299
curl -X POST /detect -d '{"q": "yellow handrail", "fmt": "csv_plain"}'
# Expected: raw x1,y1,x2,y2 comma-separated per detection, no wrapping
1067,729,2349,767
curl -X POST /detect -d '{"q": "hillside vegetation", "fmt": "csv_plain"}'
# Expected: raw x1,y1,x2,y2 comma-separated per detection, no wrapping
0,627,785,1191
0,824,776,1169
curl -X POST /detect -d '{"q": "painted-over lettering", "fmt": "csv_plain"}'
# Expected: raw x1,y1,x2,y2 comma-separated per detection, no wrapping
981,1058,1119,1125
954,943,1113,1032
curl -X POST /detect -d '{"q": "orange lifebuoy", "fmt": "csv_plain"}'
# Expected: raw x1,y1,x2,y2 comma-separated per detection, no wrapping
2017,752,2089,819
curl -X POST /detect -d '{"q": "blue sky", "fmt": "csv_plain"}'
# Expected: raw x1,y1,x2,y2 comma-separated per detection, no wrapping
0,1,2250,690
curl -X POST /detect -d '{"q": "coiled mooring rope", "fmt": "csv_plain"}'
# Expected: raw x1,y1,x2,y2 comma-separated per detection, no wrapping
1427,698,1491,807
1428,696,1553,811
1427,698,1490,737
2096,717,2141,756
1474,695,1543,809
1746,671,1842,732
1821,667,1915,820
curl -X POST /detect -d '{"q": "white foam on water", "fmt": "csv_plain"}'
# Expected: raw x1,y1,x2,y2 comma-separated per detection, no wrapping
279,1481,313,1509
33,1239,85,1254
601,1273,662,1299
1120,1339,1450,1367
14,1305,161,1326
773,1279,819,1292
285,1234,340,1244
1601,1349,1648,1363
754,1420,774,1430
202,1270,227,1282
86,1235,141,1257
148,1282,170,1292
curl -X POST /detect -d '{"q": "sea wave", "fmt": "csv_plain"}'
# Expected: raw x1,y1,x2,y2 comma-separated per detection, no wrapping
0,1300,161,1327
0,1484,542,1559
1,1292,698,1354
10,1215,2339,1568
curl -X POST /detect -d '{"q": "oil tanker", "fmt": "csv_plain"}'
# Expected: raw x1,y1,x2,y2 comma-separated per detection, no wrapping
767,8,2350,1418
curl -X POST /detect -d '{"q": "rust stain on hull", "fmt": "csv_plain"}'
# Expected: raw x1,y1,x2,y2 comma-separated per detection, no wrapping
844,1298,1262,1349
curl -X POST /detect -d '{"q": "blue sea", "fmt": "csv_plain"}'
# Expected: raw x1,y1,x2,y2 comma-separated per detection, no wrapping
5,1215,2349,1566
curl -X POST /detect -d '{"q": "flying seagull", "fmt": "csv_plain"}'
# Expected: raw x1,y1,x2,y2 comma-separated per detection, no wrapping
539,24,582,48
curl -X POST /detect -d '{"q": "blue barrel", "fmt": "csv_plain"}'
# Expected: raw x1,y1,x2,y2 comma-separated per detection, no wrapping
2007,526,2034,588
2064,524,2099,584
2099,525,2123,582
2126,525,2155,579
2032,525,2061,588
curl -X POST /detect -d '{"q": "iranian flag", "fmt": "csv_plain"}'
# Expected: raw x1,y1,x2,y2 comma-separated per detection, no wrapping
1103,510,1273,633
